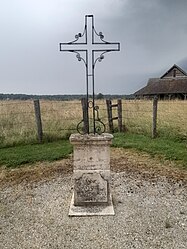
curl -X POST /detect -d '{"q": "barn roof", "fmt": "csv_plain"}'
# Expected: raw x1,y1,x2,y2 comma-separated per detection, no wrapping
134,78,187,96
134,64,187,96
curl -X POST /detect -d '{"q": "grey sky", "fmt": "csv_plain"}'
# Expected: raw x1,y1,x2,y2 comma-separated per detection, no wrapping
0,0,187,95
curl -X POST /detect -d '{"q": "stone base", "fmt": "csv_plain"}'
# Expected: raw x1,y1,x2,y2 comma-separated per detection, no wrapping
69,193,115,216
69,133,114,216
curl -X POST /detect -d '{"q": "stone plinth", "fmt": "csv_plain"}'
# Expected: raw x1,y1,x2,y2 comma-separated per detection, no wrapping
69,133,114,216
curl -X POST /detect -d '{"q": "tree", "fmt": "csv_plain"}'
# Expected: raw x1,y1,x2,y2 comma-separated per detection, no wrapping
96,93,104,99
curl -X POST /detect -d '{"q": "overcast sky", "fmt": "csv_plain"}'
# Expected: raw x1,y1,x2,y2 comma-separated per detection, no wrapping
0,0,187,95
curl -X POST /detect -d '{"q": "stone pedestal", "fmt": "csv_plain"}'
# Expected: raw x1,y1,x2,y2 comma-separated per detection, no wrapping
69,133,114,216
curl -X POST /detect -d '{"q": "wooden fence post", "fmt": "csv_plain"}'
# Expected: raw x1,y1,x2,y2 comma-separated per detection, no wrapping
152,96,158,138
117,99,123,132
34,99,43,143
106,99,114,133
81,98,89,134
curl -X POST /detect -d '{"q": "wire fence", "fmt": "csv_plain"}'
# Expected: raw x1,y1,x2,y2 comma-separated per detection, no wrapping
0,99,187,148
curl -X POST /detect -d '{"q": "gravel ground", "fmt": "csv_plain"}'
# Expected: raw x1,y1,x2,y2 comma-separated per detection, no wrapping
1,149,187,249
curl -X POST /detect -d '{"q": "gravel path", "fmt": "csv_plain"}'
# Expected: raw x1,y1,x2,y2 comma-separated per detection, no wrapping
1,149,187,249
1,173,187,248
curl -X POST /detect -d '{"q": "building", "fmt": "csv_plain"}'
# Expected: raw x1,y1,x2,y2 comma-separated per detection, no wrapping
134,64,187,100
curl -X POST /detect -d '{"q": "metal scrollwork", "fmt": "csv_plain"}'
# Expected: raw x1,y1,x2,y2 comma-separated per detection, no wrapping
88,101,93,108
95,120,105,135
75,32,83,39
70,27,86,43
59,15,120,134
94,28,109,44
77,119,105,135
77,120,85,135
98,54,104,62
74,51,86,66
77,105,106,135
94,51,110,68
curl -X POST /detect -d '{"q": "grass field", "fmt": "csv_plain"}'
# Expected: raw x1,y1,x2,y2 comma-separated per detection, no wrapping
0,99,187,169
0,133,187,169
0,99,187,148
122,100,187,139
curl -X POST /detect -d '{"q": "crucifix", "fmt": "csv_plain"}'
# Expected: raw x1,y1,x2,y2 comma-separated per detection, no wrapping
59,15,120,134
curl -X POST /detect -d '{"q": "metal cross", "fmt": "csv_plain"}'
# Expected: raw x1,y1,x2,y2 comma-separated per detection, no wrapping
59,15,120,134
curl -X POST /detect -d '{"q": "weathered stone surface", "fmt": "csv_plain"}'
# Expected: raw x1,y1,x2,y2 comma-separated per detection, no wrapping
69,193,115,216
69,133,114,215
74,171,110,206
70,133,112,171
70,133,113,145
73,145,110,170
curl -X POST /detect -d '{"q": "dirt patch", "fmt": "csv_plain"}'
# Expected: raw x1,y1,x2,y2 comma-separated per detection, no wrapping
111,148,187,184
0,148,187,188
0,157,73,188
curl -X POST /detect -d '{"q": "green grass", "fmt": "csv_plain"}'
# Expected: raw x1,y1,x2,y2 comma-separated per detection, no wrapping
0,140,72,168
0,133,187,169
113,133,187,168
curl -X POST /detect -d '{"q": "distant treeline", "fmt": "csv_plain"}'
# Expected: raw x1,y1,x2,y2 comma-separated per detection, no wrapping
0,93,135,101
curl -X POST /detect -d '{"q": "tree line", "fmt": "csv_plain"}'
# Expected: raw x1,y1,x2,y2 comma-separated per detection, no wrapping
0,93,135,101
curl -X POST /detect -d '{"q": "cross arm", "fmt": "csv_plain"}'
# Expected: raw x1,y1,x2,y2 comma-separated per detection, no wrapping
59,43,87,52
93,42,120,52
